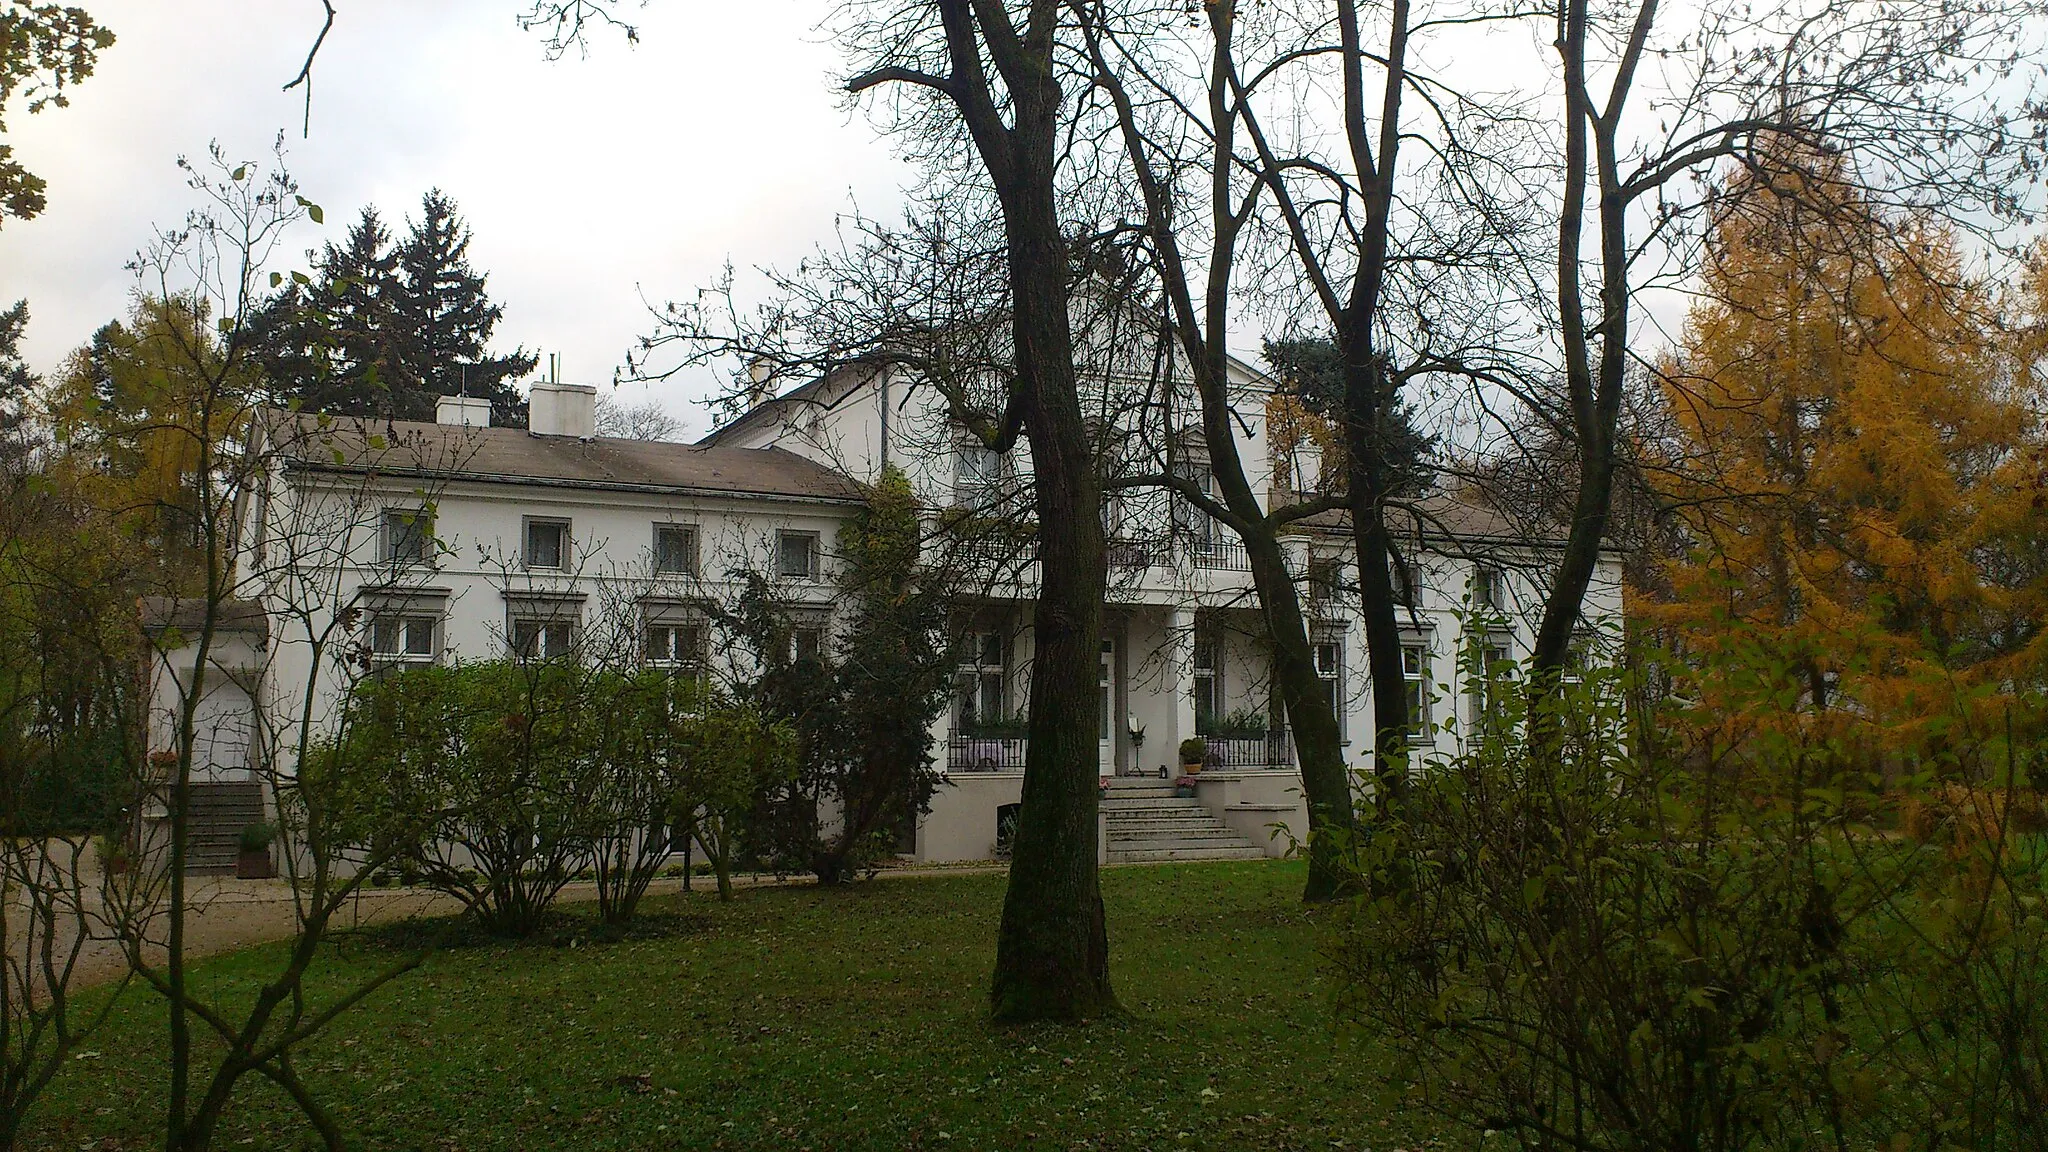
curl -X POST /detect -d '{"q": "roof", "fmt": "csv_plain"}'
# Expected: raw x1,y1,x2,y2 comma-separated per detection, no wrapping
1293,490,1596,551
272,413,868,505
695,367,863,448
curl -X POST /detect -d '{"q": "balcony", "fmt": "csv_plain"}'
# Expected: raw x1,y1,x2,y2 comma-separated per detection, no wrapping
1195,728,1295,770
1192,540,1252,571
948,733,1028,772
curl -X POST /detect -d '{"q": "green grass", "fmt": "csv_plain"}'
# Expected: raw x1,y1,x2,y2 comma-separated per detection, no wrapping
28,862,1446,1151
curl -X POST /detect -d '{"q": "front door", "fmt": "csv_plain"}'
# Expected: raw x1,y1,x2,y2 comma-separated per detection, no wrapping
1098,638,1117,774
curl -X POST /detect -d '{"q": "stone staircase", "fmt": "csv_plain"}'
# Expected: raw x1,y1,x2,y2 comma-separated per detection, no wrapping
1102,780,1266,863
183,780,267,873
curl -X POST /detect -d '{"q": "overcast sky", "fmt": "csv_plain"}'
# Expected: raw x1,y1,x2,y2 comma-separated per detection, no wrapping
0,0,913,438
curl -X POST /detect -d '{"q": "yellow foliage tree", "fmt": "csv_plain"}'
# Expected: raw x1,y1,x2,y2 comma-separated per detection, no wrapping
1648,164,2044,748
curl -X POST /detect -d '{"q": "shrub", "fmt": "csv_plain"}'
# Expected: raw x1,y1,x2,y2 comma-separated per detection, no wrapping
1177,737,1208,765
1335,660,2048,1151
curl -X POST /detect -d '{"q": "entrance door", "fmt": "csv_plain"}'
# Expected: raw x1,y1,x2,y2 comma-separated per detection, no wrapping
1099,638,1117,774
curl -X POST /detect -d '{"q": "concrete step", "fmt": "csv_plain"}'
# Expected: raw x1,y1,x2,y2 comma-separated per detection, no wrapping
1108,830,1256,848
1107,844,1268,863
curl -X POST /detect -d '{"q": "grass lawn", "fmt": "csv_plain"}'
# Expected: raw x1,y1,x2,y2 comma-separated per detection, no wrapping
27,861,1447,1151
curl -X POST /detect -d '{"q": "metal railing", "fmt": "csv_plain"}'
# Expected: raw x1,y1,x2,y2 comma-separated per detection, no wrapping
948,733,1028,772
1106,537,1157,569
1197,728,1295,770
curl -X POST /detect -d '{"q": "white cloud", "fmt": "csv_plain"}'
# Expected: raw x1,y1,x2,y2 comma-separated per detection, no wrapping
0,0,912,436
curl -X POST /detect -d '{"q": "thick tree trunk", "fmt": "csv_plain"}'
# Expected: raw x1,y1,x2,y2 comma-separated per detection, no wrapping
989,163,1116,1022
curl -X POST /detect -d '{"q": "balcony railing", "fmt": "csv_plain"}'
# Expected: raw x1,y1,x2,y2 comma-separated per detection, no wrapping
1192,540,1252,571
1106,537,1158,569
1197,728,1295,770
948,733,1028,772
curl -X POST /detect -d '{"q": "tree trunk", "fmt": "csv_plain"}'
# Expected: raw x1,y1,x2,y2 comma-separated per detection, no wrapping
1242,540,1354,899
989,162,1116,1023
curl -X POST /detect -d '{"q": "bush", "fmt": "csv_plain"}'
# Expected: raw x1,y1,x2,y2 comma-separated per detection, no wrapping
1335,664,2048,1151
1177,737,1208,765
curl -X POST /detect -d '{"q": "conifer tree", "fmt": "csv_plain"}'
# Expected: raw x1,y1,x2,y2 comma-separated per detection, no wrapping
251,195,534,426
390,190,535,426
1648,160,2042,743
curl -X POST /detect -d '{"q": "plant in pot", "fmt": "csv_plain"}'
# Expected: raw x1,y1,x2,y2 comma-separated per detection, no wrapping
236,822,277,879
1178,736,1208,775
95,832,131,876
1173,775,1200,798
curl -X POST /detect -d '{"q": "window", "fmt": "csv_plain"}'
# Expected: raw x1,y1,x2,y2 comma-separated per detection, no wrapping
1307,556,1343,608
1467,642,1513,727
381,508,433,566
524,518,569,570
792,626,824,664
1192,636,1223,730
510,615,576,660
955,629,1006,731
1402,643,1431,737
653,524,698,576
1473,565,1504,611
1562,632,1594,683
777,531,819,579
1172,461,1215,545
645,620,706,672
953,441,1004,506
369,613,437,662
1393,559,1422,607
1314,638,1344,741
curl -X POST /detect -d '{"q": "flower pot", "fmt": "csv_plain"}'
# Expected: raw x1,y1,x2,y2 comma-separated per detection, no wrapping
1174,785,1197,798
236,848,275,880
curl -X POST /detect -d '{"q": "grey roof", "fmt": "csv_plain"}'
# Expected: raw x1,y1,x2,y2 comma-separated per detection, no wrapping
1293,490,1587,550
274,413,867,505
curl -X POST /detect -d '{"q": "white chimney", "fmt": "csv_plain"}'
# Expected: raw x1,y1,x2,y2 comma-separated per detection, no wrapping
528,381,597,438
745,358,777,409
436,395,492,427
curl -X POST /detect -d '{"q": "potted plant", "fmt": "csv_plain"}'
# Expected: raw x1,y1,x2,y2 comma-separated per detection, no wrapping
95,832,131,876
1173,775,1199,798
1178,737,1208,774
236,822,277,880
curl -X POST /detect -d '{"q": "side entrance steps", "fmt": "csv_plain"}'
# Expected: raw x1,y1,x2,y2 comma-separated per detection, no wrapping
181,780,267,873
1101,780,1266,863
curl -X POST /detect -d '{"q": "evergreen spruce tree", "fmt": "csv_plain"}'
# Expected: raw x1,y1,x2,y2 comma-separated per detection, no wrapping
251,196,534,425
391,190,535,427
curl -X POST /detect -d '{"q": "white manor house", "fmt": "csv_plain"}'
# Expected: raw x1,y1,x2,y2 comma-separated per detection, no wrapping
156,363,1623,869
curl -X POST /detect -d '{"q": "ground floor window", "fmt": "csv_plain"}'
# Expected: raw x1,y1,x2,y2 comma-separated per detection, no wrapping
370,613,438,663
1313,637,1343,741
1193,634,1222,731
1466,640,1512,729
954,628,1006,732
510,615,576,661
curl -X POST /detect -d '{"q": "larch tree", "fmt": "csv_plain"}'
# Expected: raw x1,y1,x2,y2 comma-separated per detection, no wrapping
1649,163,2040,744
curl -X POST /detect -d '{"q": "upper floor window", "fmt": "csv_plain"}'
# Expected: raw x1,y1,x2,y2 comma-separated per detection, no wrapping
777,531,820,580
1172,461,1215,544
1307,556,1344,607
524,518,570,570
1467,641,1514,728
1393,558,1423,607
370,612,438,663
381,508,434,566
1402,642,1431,737
654,524,699,576
953,441,1005,506
1472,565,1504,611
955,628,1007,731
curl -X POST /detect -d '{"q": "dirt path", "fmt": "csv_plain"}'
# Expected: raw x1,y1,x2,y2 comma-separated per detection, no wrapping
30,863,1010,990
